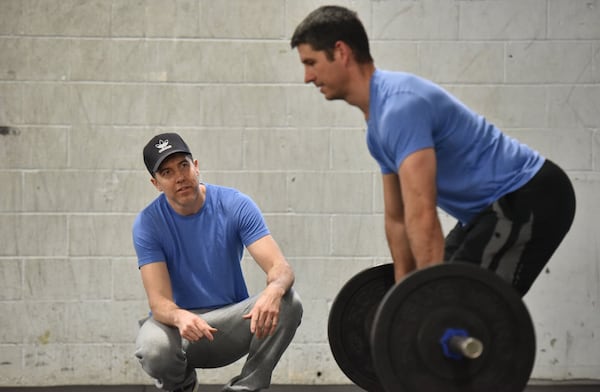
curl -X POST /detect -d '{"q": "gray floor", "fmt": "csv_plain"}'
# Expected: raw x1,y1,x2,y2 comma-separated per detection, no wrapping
1,384,599,392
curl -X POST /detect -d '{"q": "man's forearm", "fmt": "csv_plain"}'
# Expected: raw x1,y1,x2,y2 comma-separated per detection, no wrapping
385,217,417,282
149,297,187,327
404,210,445,268
266,262,295,295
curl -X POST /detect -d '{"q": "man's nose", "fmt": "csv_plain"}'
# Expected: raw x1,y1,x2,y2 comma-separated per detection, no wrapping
304,68,315,84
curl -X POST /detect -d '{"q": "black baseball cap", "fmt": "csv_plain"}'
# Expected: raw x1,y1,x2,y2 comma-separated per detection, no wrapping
143,132,192,175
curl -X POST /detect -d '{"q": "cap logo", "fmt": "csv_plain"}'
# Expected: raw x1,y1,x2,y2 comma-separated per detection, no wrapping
155,139,172,154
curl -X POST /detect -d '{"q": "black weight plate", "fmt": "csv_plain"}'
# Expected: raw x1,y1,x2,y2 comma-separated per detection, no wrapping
328,263,395,392
371,263,536,392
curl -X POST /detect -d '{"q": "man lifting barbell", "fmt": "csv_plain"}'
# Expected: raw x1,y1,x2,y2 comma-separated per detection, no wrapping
290,5,576,392
291,4,575,296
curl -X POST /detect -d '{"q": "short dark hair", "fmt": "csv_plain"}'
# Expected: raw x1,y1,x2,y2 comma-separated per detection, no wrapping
290,5,373,63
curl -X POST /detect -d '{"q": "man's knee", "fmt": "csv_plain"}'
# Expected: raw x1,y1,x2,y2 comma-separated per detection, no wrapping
281,289,303,327
136,319,183,372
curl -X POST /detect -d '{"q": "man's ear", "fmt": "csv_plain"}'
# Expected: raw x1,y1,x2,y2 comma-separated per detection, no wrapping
193,159,200,176
334,40,352,64
151,177,162,192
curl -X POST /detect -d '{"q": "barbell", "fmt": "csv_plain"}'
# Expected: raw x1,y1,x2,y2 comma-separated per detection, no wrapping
327,262,536,392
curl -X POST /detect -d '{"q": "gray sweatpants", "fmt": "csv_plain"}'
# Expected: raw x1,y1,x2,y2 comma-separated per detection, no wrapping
135,289,303,392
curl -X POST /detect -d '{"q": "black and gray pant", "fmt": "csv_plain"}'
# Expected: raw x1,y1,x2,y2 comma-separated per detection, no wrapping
135,289,303,392
444,160,576,296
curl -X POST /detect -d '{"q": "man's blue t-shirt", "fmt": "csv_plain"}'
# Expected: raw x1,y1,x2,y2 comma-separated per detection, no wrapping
366,69,544,224
132,183,270,310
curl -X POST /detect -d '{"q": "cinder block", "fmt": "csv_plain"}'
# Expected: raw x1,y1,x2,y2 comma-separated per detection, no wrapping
182,128,244,170
459,0,546,40
263,214,331,257
0,214,67,256
331,215,388,257
70,39,111,81
292,298,328,343
0,83,22,124
23,170,153,213
507,42,594,84
331,128,378,171
70,83,113,125
202,171,288,213
110,0,145,37
445,85,547,128
198,0,285,38
23,343,113,385
110,343,150,384
244,42,300,83
0,259,22,300
110,40,147,82
594,43,600,83
372,0,459,40
0,171,22,211
291,257,376,301
284,343,348,384
146,0,199,38
237,86,290,128
594,131,600,171
285,1,372,38
244,128,329,170
110,85,148,124
370,42,420,75
0,302,67,344
0,38,28,81
22,0,111,37
0,126,68,170
548,0,600,39
23,38,70,81
147,40,245,83
68,214,136,257
112,257,146,301
64,300,147,343
505,129,594,171
24,258,112,300
22,84,71,124
287,172,373,213
419,42,504,84
0,0,21,35
148,85,290,127
69,126,150,170
144,84,203,126
286,86,364,128
547,86,600,129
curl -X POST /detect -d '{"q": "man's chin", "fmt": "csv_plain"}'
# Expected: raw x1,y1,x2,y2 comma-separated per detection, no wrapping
322,92,341,101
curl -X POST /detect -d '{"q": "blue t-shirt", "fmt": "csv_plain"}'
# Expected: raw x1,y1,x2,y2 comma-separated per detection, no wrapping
367,69,544,224
132,183,270,309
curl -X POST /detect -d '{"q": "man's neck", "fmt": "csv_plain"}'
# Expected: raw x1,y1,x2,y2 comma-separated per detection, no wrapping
345,63,376,119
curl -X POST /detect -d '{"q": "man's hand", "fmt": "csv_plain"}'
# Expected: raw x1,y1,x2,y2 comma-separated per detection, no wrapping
174,309,218,342
243,284,284,338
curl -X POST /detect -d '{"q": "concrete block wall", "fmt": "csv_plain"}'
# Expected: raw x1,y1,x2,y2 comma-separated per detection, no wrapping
0,0,598,387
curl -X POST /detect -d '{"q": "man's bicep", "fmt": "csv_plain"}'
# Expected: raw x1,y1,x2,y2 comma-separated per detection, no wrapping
246,235,286,273
382,172,404,221
140,261,173,301
398,148,438,211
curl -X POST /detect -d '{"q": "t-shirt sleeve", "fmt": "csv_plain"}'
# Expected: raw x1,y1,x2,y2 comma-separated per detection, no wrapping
233,193,271,246
132,212,166,268
379,92,435,173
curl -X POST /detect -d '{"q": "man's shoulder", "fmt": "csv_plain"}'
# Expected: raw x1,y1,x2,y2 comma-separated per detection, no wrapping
205,183,249,203
135,194,166,223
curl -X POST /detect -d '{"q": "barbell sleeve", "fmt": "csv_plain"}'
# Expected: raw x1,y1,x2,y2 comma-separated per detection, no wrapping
448,335,484,359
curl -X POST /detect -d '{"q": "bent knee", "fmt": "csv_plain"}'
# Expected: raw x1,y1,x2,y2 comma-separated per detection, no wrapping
282,289,303,325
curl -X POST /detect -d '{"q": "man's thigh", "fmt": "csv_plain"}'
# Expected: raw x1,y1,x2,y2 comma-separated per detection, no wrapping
185,296,257,368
